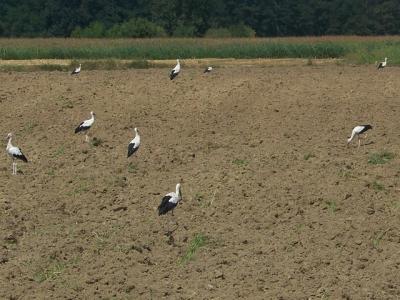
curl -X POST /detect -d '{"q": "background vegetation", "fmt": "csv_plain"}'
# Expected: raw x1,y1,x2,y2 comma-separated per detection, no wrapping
0,37,399,64
1,0,400,38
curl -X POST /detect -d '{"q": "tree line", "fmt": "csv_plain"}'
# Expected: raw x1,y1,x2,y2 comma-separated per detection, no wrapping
1,0,399,38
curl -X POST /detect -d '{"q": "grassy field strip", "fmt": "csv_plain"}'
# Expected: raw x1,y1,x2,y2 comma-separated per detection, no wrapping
1,37,400,63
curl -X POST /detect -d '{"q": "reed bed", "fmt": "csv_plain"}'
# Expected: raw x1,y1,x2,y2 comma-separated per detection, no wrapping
0,37,400,64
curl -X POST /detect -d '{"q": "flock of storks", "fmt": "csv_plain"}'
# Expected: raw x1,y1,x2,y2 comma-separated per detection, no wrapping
5,56,389,215
5,59,214,216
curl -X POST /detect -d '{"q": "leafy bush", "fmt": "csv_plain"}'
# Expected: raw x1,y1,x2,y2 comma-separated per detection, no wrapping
229,23,256,37
71,21,105,38
205,23,256,38
205,27,232,38
173,24,196,37
105,18,166,38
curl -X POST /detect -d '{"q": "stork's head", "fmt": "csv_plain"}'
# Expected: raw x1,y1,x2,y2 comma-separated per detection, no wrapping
134,127,138,133
90,111,95,116
6,132,12,140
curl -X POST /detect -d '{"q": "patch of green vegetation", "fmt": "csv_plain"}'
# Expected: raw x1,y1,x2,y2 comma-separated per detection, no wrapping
23,121,38,134
325,200,337,213
371,181,384,191
180,234,207,264
46,169,55,176
2,38,400,65
67,181,89,196
194,192,212,208
303,153,315,160
127,162,137,173
91,137,103,147
338,169,354,179
372,230,388,249
114,176,127,188
368,151,394,165
55,146,65,156
33,260,65,283
232,159,249,166
194,193,204,202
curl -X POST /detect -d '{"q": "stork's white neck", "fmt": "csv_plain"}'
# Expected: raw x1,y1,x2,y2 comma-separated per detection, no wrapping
7,137,13,149
176,184,181,200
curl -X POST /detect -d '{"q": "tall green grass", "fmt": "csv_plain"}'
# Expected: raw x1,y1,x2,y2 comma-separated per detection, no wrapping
1,37,400,63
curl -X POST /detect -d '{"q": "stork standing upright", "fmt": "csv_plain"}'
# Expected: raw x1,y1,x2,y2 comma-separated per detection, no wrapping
71,63,81,75
169,59,181,80
158,183,182,216
377,57,387,69
6,133,28,175
75,111,95,142
127,127,141,158
347,125,372,148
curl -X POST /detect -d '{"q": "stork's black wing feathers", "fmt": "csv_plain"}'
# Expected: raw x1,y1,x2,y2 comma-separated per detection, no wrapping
359,125,372,134
127,142,138,158
14,151,28,163
75,122,89,133
170,70,178,80
158,195,176,215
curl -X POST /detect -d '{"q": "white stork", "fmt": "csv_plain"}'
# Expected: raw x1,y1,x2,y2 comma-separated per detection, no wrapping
71,63,81,75
158,183,182,215
75,111,95,142
377,58,387,69
127,128,141,158
6,133,28,175
204,66,213,73
347,125,372,148
169,59,180,80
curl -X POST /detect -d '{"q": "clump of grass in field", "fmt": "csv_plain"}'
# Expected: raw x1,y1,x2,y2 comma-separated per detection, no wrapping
180,234,207,264
55,146,65,156
233,159,249,166
114,176,127,188
127,162,137,173
46,169,55,176
194,192,211,208
23,121,38,134
338,169,354,179
194,193,204,202
372,230,388,249
33,260,65,283
325,200,337,213
368,151,394,165
371,181,385,191
303,153,315,160
67,181,89,196
91,137,103,147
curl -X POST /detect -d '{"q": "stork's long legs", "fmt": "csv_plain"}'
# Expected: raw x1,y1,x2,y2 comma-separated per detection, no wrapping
12,161,17,175
85,134,89,142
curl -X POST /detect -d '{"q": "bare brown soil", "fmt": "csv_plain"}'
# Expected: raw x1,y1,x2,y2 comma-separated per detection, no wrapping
0,65,399,299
